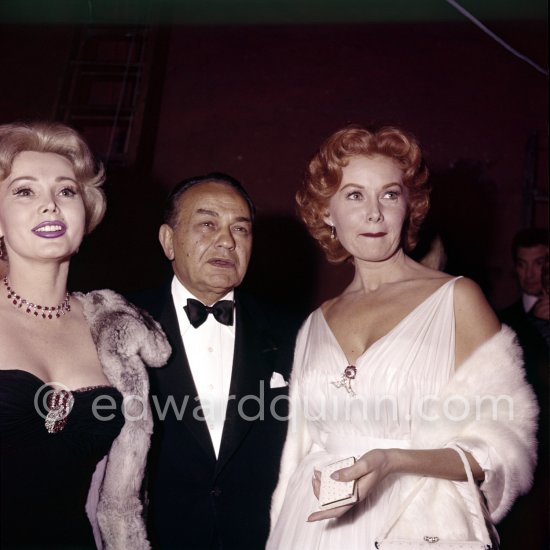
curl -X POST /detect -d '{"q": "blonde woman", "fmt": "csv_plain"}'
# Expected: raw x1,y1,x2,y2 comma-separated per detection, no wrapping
0,122,170,549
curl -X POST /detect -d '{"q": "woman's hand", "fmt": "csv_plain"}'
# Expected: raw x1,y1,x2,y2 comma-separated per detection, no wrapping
307,446,483,522
307,448,393,522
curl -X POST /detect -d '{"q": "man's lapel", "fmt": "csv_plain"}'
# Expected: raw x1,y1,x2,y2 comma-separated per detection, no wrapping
216,293,278,473
152,286,216,461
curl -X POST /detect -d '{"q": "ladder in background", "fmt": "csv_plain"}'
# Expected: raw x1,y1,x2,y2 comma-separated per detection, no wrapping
522,132,549,229
55,26,156,166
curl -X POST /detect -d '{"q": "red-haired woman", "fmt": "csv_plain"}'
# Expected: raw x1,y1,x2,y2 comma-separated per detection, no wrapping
268,125,537,549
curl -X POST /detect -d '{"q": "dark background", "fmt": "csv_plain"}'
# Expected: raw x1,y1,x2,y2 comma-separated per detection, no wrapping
0,0,547,319
0,2,548,547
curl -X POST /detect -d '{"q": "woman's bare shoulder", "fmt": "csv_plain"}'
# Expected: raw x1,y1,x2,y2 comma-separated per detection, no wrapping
454,277,501,366
454,277,497,317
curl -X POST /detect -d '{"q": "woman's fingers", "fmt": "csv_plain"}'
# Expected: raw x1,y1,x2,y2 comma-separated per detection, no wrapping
312,469,321,498
307,471,380,522
330,455,370,482
308,452,390,522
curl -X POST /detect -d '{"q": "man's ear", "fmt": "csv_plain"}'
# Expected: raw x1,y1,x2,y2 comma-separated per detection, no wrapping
159,224,175,261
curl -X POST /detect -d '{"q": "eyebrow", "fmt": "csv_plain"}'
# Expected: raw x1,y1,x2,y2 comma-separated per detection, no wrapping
339,182,403,191
518,254,548,262
8,175,78,188
195,208,219,217
195,208,252,223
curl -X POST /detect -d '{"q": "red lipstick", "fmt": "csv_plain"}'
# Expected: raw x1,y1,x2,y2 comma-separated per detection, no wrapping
361,232,386,238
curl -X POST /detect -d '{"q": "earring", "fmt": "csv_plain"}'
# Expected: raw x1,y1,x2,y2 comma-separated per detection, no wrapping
0,237,4,259
330,225,336,240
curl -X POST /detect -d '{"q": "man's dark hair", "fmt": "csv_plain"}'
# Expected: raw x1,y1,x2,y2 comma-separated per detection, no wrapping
512,227,549,262
163,172,256,227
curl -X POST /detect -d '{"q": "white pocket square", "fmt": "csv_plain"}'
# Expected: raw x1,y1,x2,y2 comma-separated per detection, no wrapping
270,372,288,389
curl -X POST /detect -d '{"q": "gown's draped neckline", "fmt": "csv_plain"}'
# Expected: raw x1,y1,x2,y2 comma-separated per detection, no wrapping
3,368,113,392
320,277,458,366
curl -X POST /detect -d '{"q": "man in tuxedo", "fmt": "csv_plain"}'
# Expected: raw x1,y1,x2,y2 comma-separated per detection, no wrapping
132,173,298,549
499,227,548,361
498,227,548,550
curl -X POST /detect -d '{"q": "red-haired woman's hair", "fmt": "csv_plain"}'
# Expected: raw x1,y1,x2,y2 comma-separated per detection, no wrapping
296,125,430,263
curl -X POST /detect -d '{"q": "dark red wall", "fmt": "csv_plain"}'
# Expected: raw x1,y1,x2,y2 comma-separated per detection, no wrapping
0,22,547,313
151,23,548,310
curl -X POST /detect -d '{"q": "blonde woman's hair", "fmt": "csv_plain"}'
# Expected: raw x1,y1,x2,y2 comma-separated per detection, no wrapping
0,121,106,233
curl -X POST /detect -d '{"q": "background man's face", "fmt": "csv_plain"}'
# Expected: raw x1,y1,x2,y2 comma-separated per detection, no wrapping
159,182,253,304
515,244,548,296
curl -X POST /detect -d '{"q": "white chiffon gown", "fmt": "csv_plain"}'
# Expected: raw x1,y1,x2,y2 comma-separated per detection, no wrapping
268,278,460,550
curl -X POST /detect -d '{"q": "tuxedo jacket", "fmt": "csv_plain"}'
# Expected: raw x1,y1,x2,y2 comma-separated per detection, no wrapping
130,284,299,550
499,300,548,396
498,300,549,550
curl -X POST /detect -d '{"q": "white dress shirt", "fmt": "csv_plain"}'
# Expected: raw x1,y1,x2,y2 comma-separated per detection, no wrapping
171,276,235,457
522,293,539,313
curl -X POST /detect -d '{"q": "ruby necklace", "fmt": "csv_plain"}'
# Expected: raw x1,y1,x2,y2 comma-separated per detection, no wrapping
3,277,71,320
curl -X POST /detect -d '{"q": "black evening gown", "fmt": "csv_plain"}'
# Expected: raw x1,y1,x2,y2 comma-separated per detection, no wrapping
0,370,124,549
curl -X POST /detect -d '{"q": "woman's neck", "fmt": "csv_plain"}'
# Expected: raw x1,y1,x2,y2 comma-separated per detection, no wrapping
350,249,414,292
5,261,70,306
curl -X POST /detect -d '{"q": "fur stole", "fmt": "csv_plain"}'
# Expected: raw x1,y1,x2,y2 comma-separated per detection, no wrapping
409,325,538,522
77,289,171,550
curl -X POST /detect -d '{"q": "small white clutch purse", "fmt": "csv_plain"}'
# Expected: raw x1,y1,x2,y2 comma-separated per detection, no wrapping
318,456,359,510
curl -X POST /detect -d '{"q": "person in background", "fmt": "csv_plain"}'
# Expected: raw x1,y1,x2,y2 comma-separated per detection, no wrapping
500,227,549,349
130,173,299,549
267,125,538,549
498,227,548,550
0,121,170,549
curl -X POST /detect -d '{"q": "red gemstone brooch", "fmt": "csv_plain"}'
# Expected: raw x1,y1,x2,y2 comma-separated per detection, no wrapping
331,365,357,397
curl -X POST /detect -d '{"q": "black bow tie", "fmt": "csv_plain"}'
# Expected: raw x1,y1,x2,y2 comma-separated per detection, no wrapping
184,298,234,328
